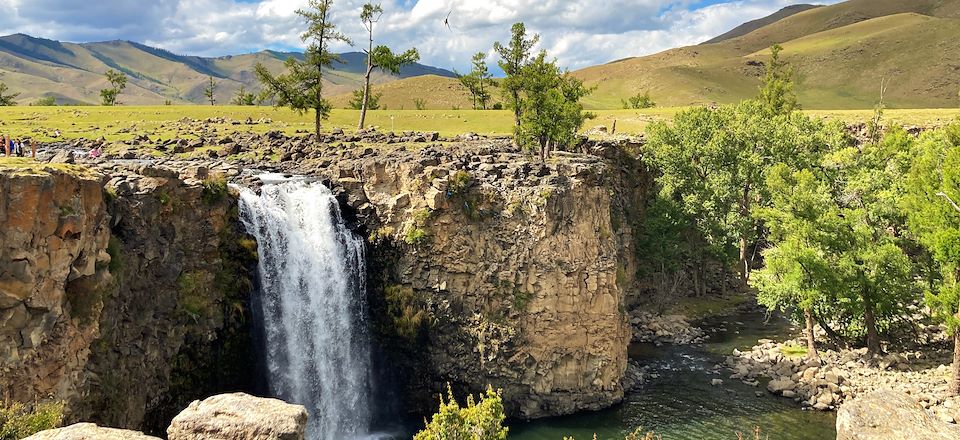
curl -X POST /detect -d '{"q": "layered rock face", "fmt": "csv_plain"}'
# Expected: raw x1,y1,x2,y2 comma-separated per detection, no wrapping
0,162,256,432
0,165,112,403
278,139,647,418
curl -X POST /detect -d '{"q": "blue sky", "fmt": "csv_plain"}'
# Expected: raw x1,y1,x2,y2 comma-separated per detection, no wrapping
0,0,840,71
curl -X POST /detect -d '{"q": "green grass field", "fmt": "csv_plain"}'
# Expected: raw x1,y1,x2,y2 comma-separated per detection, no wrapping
0,106,957,143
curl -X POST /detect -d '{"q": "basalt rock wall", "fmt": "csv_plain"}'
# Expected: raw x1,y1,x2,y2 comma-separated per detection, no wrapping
0,162,257,433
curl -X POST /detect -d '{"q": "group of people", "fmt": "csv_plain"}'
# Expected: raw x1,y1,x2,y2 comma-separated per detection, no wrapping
3,135,35,158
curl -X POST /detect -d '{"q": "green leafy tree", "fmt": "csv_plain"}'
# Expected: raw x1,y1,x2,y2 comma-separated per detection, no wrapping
357,2,419,129
255,0,351,136
622,91,655,109
903,122,960,395
231,85,257,105
100,69,127,106
349,87,380,110
516,51,593,159
751,166,844,361
204,76,217,105
494,22,539,127
757,44,799,115
413,385,508,440
471,52,492,110
457,70,480,110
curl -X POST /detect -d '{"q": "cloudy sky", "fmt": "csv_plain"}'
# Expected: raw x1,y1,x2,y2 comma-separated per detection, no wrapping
0,0,840,72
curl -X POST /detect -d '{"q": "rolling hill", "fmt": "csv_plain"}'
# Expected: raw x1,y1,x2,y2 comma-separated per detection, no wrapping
574,0,960,109
0,34,455,105
353,0,960,110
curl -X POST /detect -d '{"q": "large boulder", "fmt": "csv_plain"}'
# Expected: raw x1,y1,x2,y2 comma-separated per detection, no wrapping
167,393,308,440
25,423,160,440
837,390,960,440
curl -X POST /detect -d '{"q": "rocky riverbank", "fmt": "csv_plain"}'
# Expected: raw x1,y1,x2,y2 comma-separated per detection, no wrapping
725,332,960,423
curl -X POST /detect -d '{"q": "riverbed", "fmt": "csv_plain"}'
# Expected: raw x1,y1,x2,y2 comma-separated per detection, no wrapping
509,310,837,440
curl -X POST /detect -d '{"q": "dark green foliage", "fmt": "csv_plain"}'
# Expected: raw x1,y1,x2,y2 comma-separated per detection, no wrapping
100,69,127,106
460,52,493,110
516,51,594,158
231,85,257,106
0,401,63,440
204,76,217,105
622,91,656,109
31,96,56,106
414,385,508,440
349,88,381,110
904,121,960,335
106,236,123,273
414,98,426,110
757,44,799,116
494,22,539,126
0,82,19,106
255,0,351,135
201,176,229,205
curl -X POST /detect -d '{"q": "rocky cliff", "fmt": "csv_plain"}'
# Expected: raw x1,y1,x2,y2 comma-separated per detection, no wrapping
0,160,257,433
2,131,652,425
271,136,649,418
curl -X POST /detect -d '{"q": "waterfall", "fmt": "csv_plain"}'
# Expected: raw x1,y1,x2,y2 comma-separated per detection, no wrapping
238,179,372,440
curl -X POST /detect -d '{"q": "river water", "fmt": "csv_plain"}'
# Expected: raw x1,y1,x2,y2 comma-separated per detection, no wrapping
510,312,837,440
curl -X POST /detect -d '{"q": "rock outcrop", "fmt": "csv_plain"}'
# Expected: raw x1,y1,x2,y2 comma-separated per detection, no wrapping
167,393,308,440
836,390,960,440
24,423,162,440
0,164,112,403
0,161,257,432
276,139,647,418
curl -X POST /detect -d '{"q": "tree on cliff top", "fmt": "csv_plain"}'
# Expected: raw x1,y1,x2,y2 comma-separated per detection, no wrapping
515,51,593,159
204,76,217,106
356,2,419,129
494,22,539,127
903,122,960,395
255,0,351,136
414,385,508,440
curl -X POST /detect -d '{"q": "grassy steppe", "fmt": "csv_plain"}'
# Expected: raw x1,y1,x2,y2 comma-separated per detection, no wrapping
0,106,957,143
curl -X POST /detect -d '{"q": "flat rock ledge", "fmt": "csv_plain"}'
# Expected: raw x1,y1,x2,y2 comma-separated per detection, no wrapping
24,423,161,440
836,390,960,440
167,393,308,440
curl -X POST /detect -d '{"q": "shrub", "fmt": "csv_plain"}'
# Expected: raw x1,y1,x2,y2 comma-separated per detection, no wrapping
201,176,229,205
621,91,656,109
414,385,508,440
384,284,428,340
0,401,64,440
414,98,427,110
404,227,429,247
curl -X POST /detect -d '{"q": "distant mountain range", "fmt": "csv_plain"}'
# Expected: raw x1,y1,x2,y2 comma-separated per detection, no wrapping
0,33,456,105
5,0,960,110
366,0,960,110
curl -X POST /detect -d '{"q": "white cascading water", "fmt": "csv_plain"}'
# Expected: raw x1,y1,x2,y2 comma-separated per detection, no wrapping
238,179,372,440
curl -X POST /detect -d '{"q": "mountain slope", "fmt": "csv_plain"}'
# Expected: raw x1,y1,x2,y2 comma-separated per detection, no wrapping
0,34,456,105
702,4,821,44
572,0,960,109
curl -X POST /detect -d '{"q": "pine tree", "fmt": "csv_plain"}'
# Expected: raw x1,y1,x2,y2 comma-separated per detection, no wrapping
204,76,217,105
255,0,351,136
357,2,419,129
494,22,539,127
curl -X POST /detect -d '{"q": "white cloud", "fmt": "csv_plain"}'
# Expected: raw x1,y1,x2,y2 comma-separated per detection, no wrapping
0,0,843,71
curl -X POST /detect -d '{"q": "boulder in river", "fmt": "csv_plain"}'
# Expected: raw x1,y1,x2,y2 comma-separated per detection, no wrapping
167,393,308,440
836,390,960,440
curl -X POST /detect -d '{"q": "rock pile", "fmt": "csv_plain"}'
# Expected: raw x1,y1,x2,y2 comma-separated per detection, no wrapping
726,338,960,422
629,311,706,345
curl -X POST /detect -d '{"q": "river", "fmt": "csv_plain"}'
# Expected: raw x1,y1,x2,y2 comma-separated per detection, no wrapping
509,310,837,440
